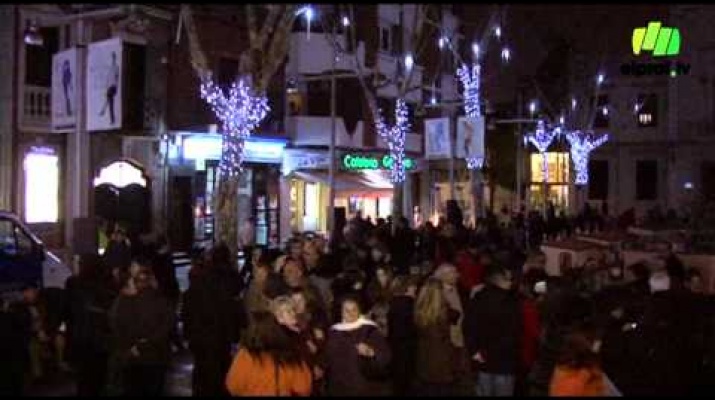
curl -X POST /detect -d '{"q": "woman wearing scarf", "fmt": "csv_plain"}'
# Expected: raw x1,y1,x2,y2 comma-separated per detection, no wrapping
324,295,391,396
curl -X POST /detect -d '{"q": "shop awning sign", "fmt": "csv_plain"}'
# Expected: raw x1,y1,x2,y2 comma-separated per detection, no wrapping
341,153,415,171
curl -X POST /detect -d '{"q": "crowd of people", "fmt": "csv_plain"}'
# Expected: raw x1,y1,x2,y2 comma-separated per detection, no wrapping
1,204,714,396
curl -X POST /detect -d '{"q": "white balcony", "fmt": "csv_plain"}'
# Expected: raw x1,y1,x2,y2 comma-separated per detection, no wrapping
287,116,364,148
20,85,51,132
287,32,367,77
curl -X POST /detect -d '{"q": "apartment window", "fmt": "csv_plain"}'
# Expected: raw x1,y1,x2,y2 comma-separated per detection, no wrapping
637,93,658,127
380,26,390,53
593,94,609,128
380,24,399,55
635,160,658,200
588,160,609,200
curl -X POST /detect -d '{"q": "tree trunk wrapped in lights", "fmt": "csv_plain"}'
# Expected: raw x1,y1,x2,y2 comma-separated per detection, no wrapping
564,130,609,186
374,98,410,184
181,4,298,253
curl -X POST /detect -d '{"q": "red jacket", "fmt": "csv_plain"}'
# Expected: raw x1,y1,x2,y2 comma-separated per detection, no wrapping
520,297,541,371
455,250,484,292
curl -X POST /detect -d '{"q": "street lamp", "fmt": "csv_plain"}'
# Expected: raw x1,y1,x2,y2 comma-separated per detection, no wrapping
529,100,537,116
24,20,44,46
501,46,511,63
404,53,414,72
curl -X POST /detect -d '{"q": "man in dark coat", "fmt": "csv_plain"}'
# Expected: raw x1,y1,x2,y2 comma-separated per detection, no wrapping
463,264,522,396
390,217,415,276
103,228,132,274
0,296,31,395
182,244,243,396
623,269,703,396
387,276,419,396
110,264,174,396
65,254,115,396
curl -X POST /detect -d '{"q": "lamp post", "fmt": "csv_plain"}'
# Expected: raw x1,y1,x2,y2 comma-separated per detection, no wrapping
328,21,337,240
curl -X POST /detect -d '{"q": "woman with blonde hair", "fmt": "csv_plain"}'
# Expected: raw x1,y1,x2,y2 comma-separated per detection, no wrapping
413,277,461,396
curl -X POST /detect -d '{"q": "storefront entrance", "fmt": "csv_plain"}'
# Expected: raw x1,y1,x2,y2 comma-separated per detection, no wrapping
93,159,151,247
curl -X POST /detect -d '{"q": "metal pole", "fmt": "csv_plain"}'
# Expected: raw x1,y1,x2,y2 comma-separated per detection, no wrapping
516,91,523,211
327,23,337,238
543,152,549,216
449,108,456,200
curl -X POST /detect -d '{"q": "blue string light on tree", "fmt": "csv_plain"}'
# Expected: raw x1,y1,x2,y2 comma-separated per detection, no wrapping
375,98,410,184
456,63,485,170
199,73,270,177
564,130,609,185
525,120,561,181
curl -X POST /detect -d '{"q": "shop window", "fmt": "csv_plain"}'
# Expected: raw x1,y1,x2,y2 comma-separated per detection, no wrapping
635,160,658,200
530,152,570,210
23,148,59,223
530,152,570,183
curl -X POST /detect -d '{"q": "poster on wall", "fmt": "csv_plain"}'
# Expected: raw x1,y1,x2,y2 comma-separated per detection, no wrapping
424,117,451,159
86,38,123,131
456,116,485,160
51,48,79,131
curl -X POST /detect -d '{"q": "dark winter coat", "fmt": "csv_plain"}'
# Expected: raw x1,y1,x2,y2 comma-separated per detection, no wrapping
109,288,174,366
182,270,240,353
463,284,522,375
387,295,416,394
324,318,392,396
103,239,132,271
152,250,179,302
624,289,703,396
66,276,115,356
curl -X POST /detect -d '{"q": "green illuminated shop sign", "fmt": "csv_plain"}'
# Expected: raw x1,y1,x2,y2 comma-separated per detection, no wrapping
341,153,415,171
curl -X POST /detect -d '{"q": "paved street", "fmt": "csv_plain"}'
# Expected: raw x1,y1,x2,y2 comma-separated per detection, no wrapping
26,348,194,396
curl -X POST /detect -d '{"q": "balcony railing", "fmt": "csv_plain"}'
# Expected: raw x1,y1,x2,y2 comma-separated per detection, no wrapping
21,85,51,131
287,116,365,148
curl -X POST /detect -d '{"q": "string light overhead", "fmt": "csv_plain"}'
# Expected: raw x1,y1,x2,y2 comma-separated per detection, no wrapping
472,42,480,59
296,5,315,40
529,100,538,116
597,73,605,86
404,53,414,71
501,46,511,63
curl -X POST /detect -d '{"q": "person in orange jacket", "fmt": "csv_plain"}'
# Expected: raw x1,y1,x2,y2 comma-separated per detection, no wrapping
549,326,609,396
225,311,312,396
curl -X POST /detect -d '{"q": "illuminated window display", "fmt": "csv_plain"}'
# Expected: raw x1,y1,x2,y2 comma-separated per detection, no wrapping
24,148,59,223
530,152,570,209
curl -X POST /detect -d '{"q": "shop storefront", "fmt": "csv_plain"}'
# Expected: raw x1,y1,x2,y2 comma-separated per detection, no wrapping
171,133,288,249
528,151,571,211
282,149,418,235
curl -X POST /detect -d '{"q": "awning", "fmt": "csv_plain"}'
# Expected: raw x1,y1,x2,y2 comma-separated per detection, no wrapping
293,170,394,197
